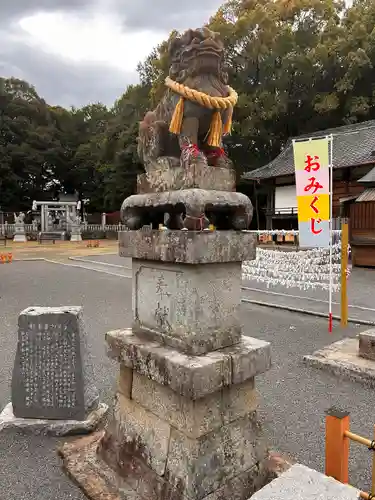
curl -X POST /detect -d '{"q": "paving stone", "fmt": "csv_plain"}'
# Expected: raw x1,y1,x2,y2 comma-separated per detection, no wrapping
249,464,360,500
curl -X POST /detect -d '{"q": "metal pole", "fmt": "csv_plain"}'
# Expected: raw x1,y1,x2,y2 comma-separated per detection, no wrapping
341,220,349,327
344,430,374,448
328,134,334,333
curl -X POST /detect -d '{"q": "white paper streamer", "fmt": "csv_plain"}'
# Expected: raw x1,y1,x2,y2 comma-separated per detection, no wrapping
242,243,350,292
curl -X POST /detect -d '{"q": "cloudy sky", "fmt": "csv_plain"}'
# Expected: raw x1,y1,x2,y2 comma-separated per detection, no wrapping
0,0,223,108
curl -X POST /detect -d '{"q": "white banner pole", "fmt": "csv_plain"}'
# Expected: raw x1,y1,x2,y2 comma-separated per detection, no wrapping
328,134,334,333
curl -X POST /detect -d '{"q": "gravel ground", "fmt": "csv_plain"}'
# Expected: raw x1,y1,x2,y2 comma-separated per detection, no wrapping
0,260,373,498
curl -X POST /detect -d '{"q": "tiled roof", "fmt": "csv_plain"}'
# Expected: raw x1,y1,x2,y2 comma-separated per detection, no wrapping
356,188,375,202
243,120,375,180
358,166,375,184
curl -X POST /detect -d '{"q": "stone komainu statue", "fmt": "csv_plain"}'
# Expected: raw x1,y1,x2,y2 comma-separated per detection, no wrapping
138,27,238,171
120,27,253,231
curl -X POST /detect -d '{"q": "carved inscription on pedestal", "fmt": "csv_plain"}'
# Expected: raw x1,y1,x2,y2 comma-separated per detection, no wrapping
134,266,183,334
11,306,96,421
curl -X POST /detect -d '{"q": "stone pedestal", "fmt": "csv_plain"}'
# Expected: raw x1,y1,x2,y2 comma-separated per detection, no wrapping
60,231,273,500
13,222,27,242
70,224,82,242
304,328,375,387
122,231,256,355
137,158,236,194
358,329,375,361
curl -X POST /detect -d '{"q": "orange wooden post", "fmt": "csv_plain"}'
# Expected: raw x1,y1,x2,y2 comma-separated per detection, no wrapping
325,408,350,483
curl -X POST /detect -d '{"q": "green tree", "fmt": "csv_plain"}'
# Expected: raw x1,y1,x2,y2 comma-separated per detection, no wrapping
98,84,151,211
0,77,61,211
51,103,113,208
3,0,375,213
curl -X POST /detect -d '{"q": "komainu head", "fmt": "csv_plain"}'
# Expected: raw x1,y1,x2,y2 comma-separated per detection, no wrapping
168,27,228,84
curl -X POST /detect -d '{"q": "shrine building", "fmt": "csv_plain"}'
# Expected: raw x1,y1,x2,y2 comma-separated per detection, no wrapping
242,120,375,231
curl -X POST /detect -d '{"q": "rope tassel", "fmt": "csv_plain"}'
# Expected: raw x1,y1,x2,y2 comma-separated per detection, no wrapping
223,106,233,135
169,97,185,135
207,111,223,147
165,76,238,144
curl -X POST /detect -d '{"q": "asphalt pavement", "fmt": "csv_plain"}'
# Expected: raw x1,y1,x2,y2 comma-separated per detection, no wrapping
0,259,373,498
71,254,375,324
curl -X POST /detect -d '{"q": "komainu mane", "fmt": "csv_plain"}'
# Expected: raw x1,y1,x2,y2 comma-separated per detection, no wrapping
138,27,238,171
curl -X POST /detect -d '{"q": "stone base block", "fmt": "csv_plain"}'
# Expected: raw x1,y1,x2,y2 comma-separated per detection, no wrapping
131,372,257,438
70,233,82,242
137,160,236,194
250,464,359,500
99,391,266,496
119,230,256,264
0,402,108,436
304,337,375,387
59,431,271,500
13,234,27,242
359,329,375,361
106,329,271,399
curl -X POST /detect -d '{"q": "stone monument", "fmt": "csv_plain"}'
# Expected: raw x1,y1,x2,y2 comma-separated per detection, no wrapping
47,212,53,230
59,27,272,499
0,306,108,435
68,213,83,242
13,212,27,242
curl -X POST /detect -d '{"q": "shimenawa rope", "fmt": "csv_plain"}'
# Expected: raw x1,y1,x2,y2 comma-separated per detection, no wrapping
165,76,238,148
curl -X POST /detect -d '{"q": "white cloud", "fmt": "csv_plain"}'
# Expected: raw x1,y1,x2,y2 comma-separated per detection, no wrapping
0,0,224,106
18,12,167,72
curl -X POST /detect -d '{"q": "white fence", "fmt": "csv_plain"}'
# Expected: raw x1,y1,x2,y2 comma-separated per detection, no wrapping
0,223,127,235
0,224,343,247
